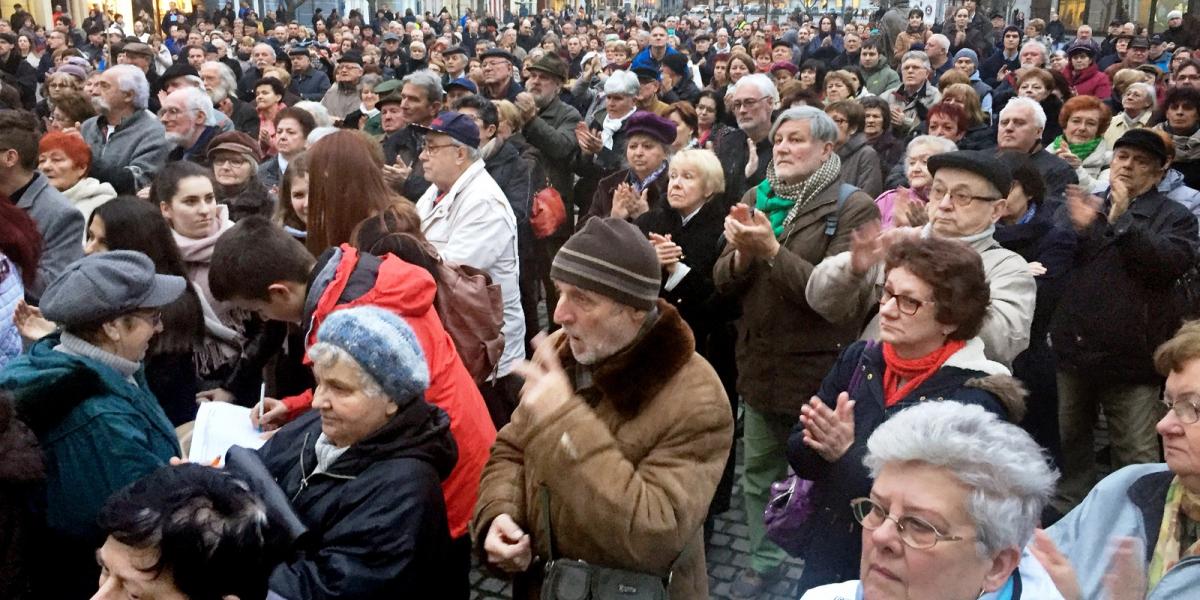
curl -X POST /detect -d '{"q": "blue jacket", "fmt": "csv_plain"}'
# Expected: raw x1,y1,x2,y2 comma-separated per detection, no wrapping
0,335,179,543
1048,463,1200,600
785,338,1021,584
0,255,21,370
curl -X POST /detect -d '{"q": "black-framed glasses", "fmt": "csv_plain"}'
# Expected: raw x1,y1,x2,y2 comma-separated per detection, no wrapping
850,497,966,549
928,185,1002,208
730,95,770,111
1163,395,1200,424
880,287,935,316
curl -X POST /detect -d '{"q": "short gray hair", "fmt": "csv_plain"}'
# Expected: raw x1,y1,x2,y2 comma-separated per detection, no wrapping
864,401,1058,558
999,96,1047,129
907,134,957,155
901,50,931,71
201,61,236,103
731,73,779,106
308,342,386,400
108,64,150,110
293,100,334,128
1126,82,1157,109
174,86,218,126
359,73,383,93
604,70,640,96
926,34,949,51
402,68,444,102
448,136,482,161
769,106,838,144
1020,41,1048,65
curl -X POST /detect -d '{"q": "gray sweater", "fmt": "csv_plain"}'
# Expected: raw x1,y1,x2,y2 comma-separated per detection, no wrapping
80,109,171,195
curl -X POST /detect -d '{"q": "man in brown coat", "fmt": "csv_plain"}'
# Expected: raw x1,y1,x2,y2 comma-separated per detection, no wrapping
472,218,734,598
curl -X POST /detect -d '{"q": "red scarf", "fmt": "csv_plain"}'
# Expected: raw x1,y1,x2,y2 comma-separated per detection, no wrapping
881,339,966,408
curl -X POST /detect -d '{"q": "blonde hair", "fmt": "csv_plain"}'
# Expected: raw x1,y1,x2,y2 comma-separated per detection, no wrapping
670,149,725,198
824,70,860,95
941,83,987,126
1112,68,1148,96
493,99,523,132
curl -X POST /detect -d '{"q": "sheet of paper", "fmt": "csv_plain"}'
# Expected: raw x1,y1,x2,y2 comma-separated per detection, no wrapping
188,402,268,466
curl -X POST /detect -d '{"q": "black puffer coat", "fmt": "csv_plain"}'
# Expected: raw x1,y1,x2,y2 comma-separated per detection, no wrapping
259,400,458,599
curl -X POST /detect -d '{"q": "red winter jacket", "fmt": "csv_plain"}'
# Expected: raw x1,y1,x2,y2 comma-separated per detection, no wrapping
1064,64,1112,100
281,244,497,539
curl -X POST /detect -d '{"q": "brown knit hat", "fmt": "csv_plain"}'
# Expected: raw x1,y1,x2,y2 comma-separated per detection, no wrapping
550,218,660,310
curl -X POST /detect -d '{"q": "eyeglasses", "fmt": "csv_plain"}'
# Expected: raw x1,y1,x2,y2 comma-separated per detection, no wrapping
730,95,770,111
128,309,163,328
421,143,458,155
880,287,935,316
928,184,1002,208
1163,395,1200,424
212,156,249,167
850,497,966,549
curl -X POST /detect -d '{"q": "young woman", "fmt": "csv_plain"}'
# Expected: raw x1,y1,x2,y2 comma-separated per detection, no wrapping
274,152,310,244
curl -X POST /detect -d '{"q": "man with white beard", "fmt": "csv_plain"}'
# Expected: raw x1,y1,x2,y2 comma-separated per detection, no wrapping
160,86,222,165
78,64,171,195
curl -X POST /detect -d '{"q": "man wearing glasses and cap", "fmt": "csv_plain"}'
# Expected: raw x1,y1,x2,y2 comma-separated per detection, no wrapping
479,48,523,101
320,52,363,121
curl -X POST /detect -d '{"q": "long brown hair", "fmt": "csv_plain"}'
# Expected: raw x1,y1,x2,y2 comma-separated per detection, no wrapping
305,130,399,256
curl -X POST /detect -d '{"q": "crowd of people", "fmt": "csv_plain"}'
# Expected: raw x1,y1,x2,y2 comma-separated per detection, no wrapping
3,1,1200,599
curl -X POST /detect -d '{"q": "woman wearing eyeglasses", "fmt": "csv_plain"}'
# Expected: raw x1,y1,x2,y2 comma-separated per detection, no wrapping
786,236,1028,593
0,251,186,598
801,400,1059,600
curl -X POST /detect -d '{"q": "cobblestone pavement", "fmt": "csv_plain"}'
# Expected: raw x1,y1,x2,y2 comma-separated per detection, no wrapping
470,438,808,600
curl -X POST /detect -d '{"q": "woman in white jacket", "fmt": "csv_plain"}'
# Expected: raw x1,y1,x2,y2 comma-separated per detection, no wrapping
1046,95,1112,192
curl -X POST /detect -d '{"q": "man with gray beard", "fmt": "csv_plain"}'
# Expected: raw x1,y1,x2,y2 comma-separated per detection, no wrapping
79,65,171,195
200,61,259,137
160,87,222,165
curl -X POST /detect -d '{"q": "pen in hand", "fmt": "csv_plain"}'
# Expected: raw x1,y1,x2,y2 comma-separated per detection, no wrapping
255,382,266,433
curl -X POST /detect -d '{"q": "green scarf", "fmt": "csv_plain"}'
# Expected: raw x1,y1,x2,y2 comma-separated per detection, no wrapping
756,154,843,237
1052,135,1103,161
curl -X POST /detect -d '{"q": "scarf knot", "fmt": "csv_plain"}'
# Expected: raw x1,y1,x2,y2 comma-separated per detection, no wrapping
755,154,842,237
881,339,965,407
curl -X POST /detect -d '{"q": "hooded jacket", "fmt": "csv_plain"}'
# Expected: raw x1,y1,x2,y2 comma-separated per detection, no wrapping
472,301,734,599
260,404,457,599
280,245,496,540
787,338,1024,587
837,132,883,198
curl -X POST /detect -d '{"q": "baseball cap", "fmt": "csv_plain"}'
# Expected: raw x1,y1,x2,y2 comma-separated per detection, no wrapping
415,111,480,149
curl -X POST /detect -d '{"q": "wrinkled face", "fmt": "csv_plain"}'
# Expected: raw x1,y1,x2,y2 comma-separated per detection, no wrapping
160,175,218,239
1069,52,1092,71
251,44,276,68
1167,102,1200,132
1050,53,1068,71
772,45,791,63
626,134,666,178
400,83,438,124
1159,358,1200,479
667,159,710,214
91,70,133,115
359,85,378,107
45,74,78,101
275,117,307,157
828,110,852,144
859,462,999,600
482,56,511,85
953,57,976,77
525,70,561,108
772,118,832,184
212,150,254,188
409,44,426,59
844,34,861,53
997,105,1042,151
254,83,281,110
728,58,750,82
1128,46,1149,63
445,52,467,73
291,53,311,72
553,281,644,365
1063,108,1102,144
1123,86,1152,113
1109,146,1166,196
94,536,187,600
731,83,772,132
1019,46,1045,68
860,46,880,69
380,103,405,133
1018,78,1049,101
928,113,963,141
901,59,928,89
335,61,362,83
825,79,850,103
863,108,884,137
159,92,205,145
38,149,87,192
606,93,634,117
878,266,946,347
928,167,1005,237
312,357,398,448
904,144,936,190
420,132,466,188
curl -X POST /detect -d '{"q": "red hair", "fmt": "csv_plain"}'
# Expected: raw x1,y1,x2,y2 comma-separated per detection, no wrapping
927,102,970,135
38,131,92,172
0,197,42,287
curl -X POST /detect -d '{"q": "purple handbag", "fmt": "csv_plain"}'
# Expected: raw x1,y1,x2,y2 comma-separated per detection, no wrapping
763,341,876,555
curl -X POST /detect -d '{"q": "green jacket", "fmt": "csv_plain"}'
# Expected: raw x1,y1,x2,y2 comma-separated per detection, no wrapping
862,62,901,97
0,335,179,542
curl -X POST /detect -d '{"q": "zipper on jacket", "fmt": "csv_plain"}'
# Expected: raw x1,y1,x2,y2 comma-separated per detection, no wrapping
289,431,358,503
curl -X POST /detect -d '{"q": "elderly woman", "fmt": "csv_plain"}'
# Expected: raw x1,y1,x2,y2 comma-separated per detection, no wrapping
257,106,316,193
207,131,273,221
826,100,883,197
1016,68,1064,145
823,70,859,105
36,65,85,123
0,251,185,598
875,135,957,229
713,106,880,597
38,131,117,229
1105,81,1156,147
1047,95,1112,190
861,97,905,179
46,90,96,132
343,73,383,134
574,69,641,216
254,306,456,597
1156,86,1200,189
801,401,1059,600
787,236,1025,592
584,111,675,224
1032,320,1200,599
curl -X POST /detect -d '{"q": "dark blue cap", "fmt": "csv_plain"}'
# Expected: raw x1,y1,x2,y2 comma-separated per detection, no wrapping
416,111,480,149
446,77,478,93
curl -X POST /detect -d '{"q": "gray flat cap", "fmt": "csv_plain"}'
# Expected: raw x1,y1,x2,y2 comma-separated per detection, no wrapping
40,251,187,327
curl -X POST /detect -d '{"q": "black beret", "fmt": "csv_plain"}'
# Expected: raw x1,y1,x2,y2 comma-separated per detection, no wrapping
927,150,1013,197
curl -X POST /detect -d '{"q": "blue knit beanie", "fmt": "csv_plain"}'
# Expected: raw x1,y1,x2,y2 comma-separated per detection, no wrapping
954,48,979,66
316,306,429,403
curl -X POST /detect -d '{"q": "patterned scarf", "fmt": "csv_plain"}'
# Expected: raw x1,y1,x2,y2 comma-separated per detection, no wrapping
1148,476,1200,589
756,153,842,237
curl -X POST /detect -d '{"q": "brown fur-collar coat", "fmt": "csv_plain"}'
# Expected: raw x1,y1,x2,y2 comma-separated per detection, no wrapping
472,300,733,599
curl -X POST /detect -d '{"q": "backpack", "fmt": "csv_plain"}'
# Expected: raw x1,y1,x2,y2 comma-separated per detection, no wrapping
431,258,506,384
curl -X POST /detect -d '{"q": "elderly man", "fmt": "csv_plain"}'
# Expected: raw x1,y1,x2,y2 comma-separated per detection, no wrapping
1049,130,1199,517
80,64,171,195
889,51,942,138
715,74,778,209
925,33,953,84
473,217,734,599
237,42,276,102
374,79,406,138
415,112,525,428
1105,35,1152,78
320,53,363,121
997,97,1077,201
808,149,1035,366
160,86,221,164
713,107,879,597
201,60,259,137
382,70,442,202
480,48,522,101
631,63,670,116
116,41,161,112
0,110,83,303
289,46,329,102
